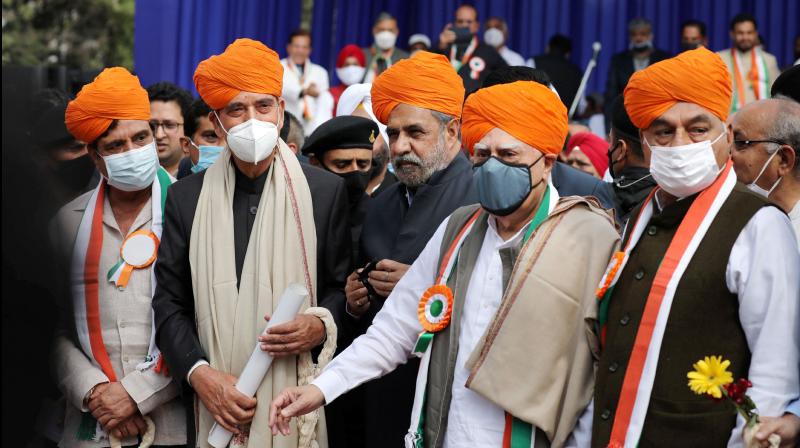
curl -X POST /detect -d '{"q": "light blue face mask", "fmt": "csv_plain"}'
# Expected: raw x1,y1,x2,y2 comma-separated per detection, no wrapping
191,144,224,174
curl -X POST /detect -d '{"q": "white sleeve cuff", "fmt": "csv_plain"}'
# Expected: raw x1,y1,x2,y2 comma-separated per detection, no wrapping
311,369,350,405
187,359,209,387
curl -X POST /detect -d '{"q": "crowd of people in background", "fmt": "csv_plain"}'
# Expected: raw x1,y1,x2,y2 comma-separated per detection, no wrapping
4,3,800,448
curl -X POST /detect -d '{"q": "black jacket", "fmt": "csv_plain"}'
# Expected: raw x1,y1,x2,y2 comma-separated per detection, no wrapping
530,54,583,109
604,48,671,123
152,161,351,447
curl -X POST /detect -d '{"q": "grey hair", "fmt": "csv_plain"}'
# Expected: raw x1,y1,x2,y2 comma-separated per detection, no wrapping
430,110,462,142
628,17,652,33
374,12,395,27
765,98,800,172
286,112,305,149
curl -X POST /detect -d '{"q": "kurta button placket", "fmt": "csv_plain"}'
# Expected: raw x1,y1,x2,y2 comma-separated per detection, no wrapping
608,362,619,373
600,409,612,420
634,270,645,280
647,225,658,236
620,314,630,325
249,205,258,215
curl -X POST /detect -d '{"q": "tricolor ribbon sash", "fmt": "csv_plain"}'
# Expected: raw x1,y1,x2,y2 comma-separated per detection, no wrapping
70,168,172,441
596,162,737,448
449,36,478,72
731,48,770,112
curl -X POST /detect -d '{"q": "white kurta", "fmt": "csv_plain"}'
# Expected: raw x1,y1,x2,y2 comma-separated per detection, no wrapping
280,58,331,136
313,188,591,446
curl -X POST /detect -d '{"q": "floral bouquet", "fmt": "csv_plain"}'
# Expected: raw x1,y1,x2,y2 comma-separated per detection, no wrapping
687,356,780,448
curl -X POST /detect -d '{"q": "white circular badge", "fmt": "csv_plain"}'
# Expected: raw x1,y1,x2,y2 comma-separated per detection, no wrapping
121,231,158,268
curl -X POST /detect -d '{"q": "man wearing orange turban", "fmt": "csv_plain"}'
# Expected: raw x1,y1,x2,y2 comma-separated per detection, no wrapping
593,47,800,448
270,50,482,446
55,67,186,447
270,76,619,448
152,38,343,448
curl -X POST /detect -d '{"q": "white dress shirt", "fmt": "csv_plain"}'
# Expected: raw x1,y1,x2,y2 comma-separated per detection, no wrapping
499,46,526,66
280,58,331,136
313,188,591,446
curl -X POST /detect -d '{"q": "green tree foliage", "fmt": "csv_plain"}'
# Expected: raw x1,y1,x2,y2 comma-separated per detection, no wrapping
2,0,134,69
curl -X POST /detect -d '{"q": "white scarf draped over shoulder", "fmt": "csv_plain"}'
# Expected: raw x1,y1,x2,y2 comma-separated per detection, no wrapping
189,140,327,448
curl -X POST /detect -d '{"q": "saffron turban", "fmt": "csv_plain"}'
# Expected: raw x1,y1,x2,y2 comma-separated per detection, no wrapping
64,67,150,144
566,132,609,176
371,51,464,124
624,47,732,129
194,38,283,110
462,81,568,155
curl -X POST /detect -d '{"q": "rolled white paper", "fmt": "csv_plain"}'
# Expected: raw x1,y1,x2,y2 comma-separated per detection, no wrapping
208,283,309,448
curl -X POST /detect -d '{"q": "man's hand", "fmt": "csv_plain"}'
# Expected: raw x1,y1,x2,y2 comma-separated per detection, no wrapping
269,385,326,436
438,23,455,50
109,413,148,440
304,83,320,98
367,259,411,297
755,414,800,448
259,314,325,356
345,270,370,317
87,382,138,430
190,365,257,434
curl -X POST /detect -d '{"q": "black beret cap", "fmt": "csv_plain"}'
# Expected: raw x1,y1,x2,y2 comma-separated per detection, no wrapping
771,65,799,103
301,115,379,156
610,94,639,141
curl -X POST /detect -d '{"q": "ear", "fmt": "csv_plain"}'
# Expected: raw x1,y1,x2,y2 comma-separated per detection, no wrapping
308,154,321,167
446,118,460,147
287,143,300,155
87,146,108,178
777,145,796,177
179,136,192,155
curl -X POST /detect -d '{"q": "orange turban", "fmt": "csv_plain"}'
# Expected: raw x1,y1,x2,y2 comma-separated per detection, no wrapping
624,47,732,129
462,81,568,155
194,38,283,110
64,67,150,144
371,51,464,124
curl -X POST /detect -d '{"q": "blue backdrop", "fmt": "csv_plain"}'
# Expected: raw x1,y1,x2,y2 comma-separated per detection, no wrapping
135,0,798,96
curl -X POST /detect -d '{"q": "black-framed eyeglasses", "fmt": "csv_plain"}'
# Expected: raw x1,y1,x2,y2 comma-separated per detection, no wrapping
733,139,786,151
149,120,184,133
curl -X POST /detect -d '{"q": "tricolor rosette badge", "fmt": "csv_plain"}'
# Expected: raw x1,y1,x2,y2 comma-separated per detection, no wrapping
418,284,454,333
107,229,160,288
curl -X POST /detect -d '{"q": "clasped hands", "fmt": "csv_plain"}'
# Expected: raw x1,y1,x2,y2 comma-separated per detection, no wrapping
87,382,147,440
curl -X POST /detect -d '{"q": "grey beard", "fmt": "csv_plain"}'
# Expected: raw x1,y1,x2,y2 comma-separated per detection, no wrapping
392,135,449,188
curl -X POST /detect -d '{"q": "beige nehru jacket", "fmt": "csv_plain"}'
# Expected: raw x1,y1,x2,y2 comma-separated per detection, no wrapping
51,190,185,448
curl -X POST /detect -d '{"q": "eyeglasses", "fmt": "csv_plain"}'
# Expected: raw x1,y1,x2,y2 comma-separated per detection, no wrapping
733,139,786,151
149,120,184,134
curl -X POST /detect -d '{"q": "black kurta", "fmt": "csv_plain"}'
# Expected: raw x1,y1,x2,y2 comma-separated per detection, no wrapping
354,151,478,447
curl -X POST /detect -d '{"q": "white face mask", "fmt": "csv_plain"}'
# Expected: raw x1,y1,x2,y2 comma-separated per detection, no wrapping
746,148,782,198
336,65,366,86
215,112,279,164
646,130,727,198
101,141,159,192
483,28,504,48
374,31,397,50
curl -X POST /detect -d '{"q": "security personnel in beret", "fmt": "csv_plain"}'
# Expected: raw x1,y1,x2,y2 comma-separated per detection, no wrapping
303,115,379,260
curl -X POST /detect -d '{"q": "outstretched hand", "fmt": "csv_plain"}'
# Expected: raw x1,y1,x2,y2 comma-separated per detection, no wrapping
269,385,326,436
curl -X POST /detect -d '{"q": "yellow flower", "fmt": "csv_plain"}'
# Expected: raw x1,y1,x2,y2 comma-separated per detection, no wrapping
687,355,734,399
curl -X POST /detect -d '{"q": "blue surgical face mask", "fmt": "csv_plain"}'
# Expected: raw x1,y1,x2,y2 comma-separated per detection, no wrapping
473,155,544,216
190,142,223,173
